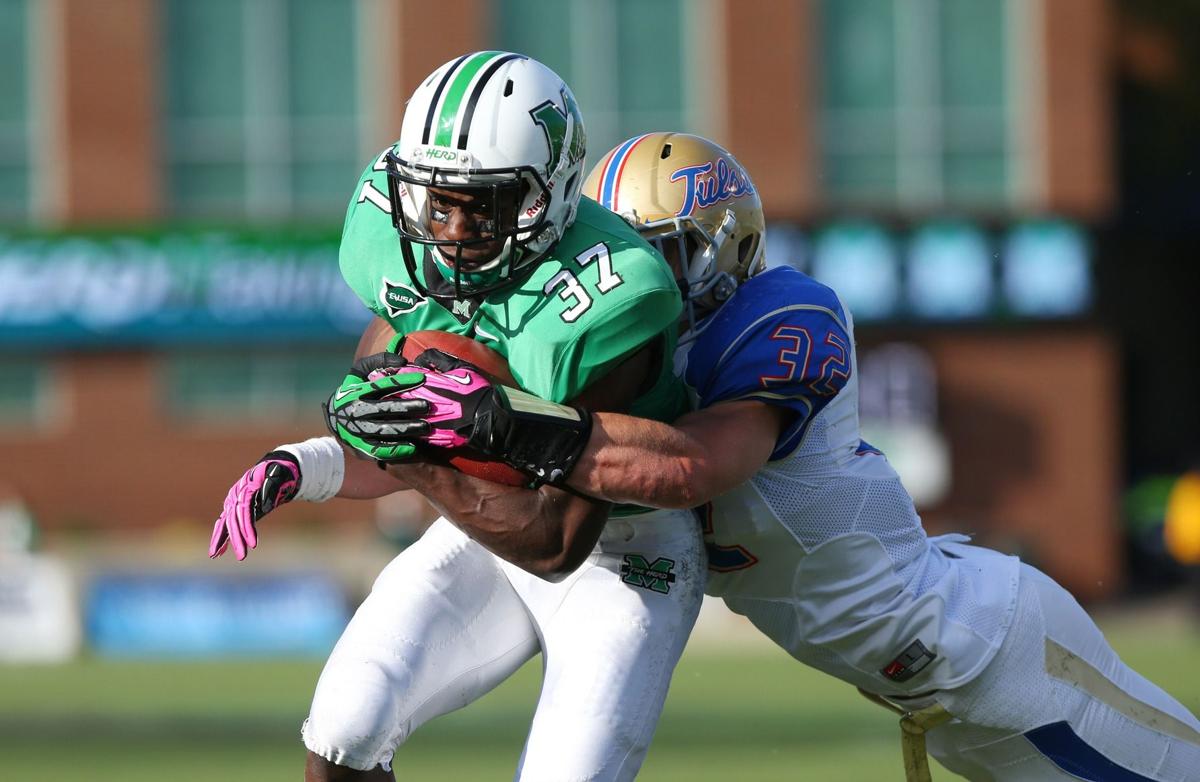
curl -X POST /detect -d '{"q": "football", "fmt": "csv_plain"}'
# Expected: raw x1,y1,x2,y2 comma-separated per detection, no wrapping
398,330,528,487
399,330,518,386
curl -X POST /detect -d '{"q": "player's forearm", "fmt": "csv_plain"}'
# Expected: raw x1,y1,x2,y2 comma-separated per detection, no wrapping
569,402,787,508
210,435,411,562
385,461,609,580
568,413,714,508
336,443,413,498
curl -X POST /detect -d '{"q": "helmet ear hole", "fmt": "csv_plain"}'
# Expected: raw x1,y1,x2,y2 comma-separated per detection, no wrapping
660,143,672,160
738,234,759,265
503,79,514,97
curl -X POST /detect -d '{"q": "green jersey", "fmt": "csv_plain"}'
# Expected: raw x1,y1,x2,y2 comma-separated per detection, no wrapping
339,154,687,426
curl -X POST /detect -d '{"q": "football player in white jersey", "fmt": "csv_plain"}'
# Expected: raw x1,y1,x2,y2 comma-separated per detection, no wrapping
344,132,1200,781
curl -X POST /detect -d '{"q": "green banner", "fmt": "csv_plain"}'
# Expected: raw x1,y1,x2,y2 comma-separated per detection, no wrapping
0,232,370,348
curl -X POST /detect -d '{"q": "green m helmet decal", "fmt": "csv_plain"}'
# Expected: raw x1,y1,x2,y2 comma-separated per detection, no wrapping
530,89,585,174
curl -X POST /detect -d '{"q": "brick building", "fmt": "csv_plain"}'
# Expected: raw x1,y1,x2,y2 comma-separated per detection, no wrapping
0,0,1137,597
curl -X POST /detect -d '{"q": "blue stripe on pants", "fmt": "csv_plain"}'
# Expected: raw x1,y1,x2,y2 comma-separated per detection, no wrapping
1025,721,1156,781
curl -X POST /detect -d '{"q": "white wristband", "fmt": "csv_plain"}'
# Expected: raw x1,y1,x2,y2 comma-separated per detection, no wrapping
278,436,344,502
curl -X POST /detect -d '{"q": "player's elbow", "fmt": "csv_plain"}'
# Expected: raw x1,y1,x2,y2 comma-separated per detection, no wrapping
658,489,711,511
513,536,590,582
525,548,586,582
515,497,608,582
653,457,720,509
476,535,570,581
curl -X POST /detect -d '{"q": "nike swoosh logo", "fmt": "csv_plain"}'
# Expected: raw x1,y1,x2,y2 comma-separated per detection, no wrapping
474,324,500,342
444,372,474,386
334,388,355,400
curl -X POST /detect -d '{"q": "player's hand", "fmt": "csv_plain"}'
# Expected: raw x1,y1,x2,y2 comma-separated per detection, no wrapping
375,355,500,451
209,451,301,560
328,349,499,453
389,348,595,485
325,352,430,462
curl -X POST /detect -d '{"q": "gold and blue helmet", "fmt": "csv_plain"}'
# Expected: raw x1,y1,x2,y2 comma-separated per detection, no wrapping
583,132,765,329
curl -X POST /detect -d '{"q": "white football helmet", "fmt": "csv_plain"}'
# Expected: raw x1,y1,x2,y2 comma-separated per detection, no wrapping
582,132,765,334
387,51,587,298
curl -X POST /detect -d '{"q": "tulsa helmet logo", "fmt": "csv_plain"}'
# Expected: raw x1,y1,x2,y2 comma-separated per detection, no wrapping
670,157,755,216
379,278,426,317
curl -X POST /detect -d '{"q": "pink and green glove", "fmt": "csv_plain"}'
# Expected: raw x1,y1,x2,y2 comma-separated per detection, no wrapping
329,348,594,485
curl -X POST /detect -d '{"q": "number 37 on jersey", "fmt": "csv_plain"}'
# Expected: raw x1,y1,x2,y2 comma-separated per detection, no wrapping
543,241,625,323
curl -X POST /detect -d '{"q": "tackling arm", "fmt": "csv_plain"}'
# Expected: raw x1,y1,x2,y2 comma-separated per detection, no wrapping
572,271,852,509
571,401,791,509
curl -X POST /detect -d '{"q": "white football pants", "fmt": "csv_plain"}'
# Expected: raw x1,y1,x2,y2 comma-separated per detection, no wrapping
924,564,1200,780
725,552,1199,780
302,508,705,781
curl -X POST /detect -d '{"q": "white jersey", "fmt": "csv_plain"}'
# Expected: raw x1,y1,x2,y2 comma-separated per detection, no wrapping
681,267,1020,696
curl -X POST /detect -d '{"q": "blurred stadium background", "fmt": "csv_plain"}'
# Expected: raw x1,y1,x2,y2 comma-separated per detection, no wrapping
1,0,1199,779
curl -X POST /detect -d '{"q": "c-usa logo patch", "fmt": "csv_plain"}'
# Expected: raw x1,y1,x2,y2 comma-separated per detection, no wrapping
380,278,426,317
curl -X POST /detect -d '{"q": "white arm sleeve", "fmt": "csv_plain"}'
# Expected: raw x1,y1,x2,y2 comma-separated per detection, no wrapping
278,436,345,502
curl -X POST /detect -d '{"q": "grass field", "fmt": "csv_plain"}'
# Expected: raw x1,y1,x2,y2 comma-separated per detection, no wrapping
3,606,1198,781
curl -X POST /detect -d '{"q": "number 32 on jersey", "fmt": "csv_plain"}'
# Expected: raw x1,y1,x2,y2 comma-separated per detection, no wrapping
543,242,624,323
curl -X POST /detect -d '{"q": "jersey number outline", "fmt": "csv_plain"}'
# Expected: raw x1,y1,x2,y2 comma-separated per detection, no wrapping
811,331,850,396
357,150,394,214
760,325,812,386
543,242,625,323
761,324,851,396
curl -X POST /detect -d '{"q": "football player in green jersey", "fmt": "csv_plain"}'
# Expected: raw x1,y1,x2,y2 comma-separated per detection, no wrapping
208,53,704,782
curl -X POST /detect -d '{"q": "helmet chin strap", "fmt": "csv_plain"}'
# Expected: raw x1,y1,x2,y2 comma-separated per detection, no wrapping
640,208,744,342
681,270,737,329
